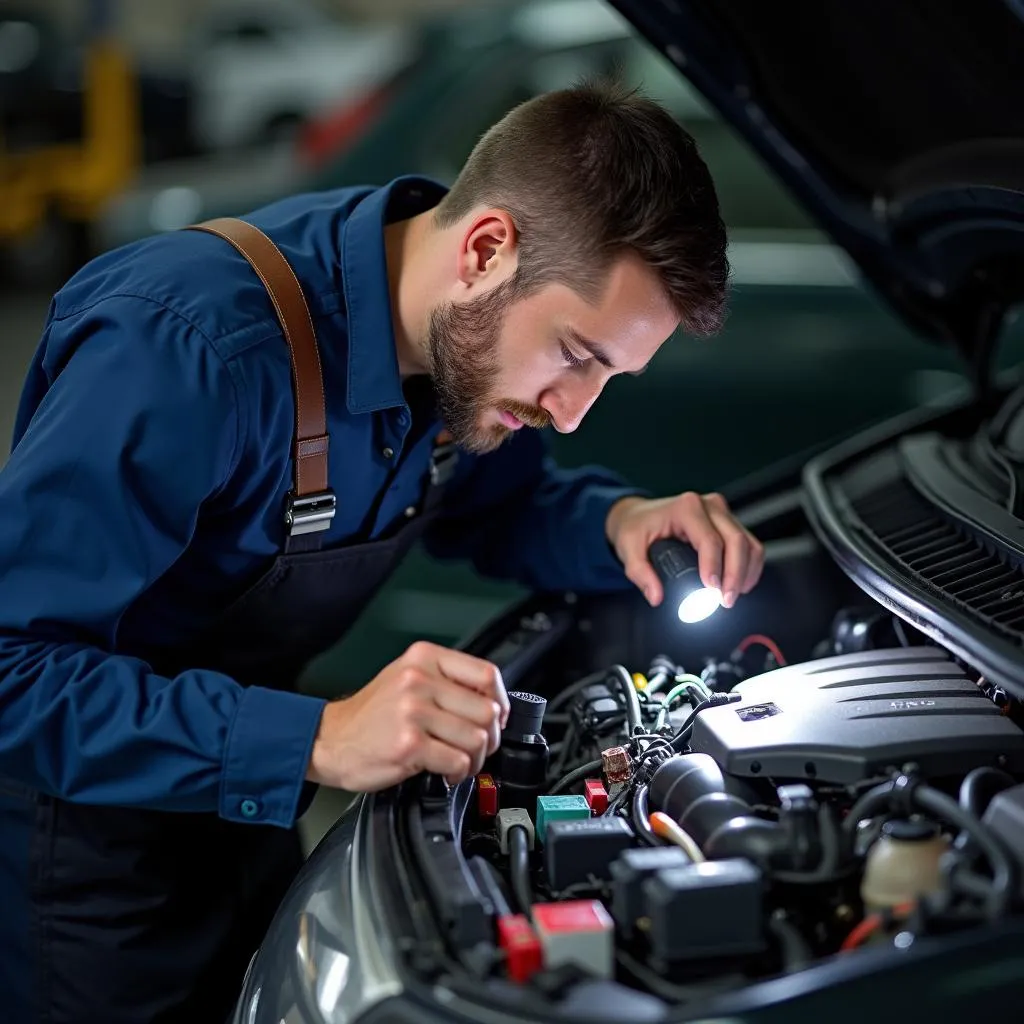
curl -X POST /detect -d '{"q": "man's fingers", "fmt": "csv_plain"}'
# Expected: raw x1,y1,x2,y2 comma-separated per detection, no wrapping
433,679,503,756
416,737,473,785
608,492,765,614
708,506,750,608
632,559,663,606
415,642,510,726
672,493,723,590
615,529,663,605
742,529,765,594
704,492,763,603
422,706,491,777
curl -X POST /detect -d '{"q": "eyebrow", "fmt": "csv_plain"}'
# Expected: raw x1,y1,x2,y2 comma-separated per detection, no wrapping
565,327,650,376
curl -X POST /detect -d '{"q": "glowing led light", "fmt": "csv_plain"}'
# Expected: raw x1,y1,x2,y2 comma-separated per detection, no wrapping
677,587,722,624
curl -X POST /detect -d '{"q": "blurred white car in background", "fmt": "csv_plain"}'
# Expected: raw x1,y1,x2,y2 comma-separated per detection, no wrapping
187,0,415,151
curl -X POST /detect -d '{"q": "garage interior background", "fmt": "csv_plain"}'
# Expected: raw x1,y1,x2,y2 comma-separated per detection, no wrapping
2,0,1022,847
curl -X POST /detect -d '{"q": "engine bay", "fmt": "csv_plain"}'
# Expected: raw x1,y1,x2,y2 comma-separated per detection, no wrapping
394,383,1024,1019
405,624,1024,1009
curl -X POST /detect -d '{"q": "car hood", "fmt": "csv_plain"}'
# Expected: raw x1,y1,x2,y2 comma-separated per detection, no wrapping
612,0,1024,368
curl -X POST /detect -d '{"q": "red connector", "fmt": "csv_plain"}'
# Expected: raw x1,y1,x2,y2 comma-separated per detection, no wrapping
476,773,498,818
497,914,543,982
584,779,609,815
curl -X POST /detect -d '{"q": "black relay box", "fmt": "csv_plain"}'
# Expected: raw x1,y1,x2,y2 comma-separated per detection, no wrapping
544,817,635,891
643,858,765,962
609,846,694,934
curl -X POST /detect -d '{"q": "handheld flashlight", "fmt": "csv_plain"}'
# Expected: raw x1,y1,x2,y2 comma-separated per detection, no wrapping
648,538,722,624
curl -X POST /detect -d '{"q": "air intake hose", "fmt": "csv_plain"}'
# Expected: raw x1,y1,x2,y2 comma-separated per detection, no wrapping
648,753,789,867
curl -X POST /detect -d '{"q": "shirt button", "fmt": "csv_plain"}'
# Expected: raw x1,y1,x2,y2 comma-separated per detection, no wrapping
404,505,417,518
382,446,395,459
240,798,260,819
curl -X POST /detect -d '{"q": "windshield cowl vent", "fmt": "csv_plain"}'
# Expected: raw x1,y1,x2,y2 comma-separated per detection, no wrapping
848,479,1024,643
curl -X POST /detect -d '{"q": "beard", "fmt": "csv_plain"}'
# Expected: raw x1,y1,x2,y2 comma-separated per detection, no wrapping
425,280,550,454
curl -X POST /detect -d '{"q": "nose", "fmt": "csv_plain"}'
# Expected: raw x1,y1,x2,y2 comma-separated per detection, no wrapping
539,374,605,434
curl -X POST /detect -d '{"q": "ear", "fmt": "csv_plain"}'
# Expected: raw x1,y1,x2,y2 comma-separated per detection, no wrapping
456,209,518,288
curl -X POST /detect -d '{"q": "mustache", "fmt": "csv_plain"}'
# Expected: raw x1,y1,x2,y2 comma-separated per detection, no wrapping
498,400,551,430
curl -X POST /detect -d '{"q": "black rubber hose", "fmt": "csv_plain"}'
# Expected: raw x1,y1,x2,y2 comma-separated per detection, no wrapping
771,805,841,884
548,669,611,711
950,865,1001,902
467,856,512,919
840,777,1014,916
648,753,787,866
610,663,643,737
547,723,577,781
685,683,707,706
604,784,632,818
767,910,812,972
959,767,1015,818
508,825,534,916
631,784,659,845
841,780,897,853
913,783,1014,918
549,758,603,796
668,698,713,752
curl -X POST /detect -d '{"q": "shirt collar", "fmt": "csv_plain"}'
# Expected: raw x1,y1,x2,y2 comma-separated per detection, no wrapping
341,175,449,415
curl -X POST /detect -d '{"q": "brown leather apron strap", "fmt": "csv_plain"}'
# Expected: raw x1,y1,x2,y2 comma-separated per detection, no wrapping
187,218,336,537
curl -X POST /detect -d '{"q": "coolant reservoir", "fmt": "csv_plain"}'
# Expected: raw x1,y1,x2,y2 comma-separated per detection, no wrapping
860,818,950,913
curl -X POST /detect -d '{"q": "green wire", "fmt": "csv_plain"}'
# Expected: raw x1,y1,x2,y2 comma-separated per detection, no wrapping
664,674,708,708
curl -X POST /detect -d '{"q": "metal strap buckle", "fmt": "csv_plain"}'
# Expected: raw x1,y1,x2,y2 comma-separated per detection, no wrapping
285,490,337,536
429,442,459,487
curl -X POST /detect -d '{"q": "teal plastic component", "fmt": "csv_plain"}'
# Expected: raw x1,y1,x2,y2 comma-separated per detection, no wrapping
536,794,591,843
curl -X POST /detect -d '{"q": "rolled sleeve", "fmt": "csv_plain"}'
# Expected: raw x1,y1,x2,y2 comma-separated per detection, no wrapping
220,687,326,826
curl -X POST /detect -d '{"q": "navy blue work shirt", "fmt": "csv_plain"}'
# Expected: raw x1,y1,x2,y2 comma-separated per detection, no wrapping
0,177,641,829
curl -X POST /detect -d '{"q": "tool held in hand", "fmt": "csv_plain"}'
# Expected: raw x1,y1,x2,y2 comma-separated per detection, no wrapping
648,538,722,624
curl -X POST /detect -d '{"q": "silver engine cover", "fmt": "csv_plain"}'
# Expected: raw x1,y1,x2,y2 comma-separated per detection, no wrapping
688,647,1024,784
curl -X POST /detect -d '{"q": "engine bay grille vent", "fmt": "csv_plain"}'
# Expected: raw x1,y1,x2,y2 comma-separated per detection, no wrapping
849,480,1024,644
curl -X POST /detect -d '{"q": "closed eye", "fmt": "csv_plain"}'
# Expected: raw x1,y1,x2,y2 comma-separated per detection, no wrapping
560,340,587,369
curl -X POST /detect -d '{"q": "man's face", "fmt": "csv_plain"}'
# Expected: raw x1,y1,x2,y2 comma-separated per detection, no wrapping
426,253,679,453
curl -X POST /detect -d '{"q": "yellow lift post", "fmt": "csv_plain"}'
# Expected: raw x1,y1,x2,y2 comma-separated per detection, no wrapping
0,0,140,281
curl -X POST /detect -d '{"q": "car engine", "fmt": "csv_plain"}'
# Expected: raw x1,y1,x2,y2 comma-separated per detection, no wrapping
412,617,1022,1003
389,516,1024,1019
401,384,1024,1014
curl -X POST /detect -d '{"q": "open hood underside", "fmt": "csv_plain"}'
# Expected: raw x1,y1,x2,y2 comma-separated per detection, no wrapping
612,0,1024,369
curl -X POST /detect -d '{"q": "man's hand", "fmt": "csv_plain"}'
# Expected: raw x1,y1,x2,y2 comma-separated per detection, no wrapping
306,641,510,792
606,493,764,609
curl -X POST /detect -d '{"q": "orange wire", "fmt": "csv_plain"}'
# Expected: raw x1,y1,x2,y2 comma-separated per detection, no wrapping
840,902,916,952
840,914,883,951
648,812,705,861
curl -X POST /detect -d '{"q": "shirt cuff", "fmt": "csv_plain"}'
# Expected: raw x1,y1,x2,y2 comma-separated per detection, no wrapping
575,485,650,591
220,686,327,827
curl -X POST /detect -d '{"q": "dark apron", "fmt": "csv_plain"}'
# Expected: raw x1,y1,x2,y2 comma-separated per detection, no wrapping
1,219,455,1023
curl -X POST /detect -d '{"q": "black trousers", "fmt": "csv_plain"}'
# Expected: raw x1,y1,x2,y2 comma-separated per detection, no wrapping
0,780,304,1024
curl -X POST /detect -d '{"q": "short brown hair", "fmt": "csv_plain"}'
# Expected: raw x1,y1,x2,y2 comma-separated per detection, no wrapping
433,79,729,336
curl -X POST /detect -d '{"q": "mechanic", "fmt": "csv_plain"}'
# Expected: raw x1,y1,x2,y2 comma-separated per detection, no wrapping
0,81,763,1022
